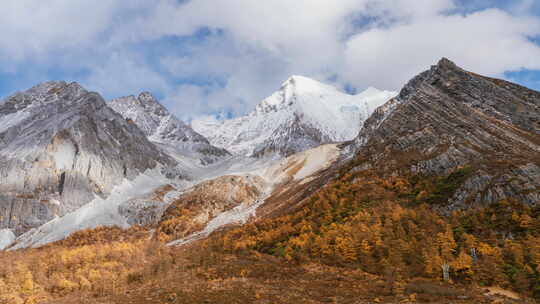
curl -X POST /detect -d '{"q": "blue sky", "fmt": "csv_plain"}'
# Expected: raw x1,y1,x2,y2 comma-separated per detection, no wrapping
1,0,539,120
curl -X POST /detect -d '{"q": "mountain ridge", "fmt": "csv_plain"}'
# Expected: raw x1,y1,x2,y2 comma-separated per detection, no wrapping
193,75,397,157
109,92,230,165
1,58,540,303
350,57,540,209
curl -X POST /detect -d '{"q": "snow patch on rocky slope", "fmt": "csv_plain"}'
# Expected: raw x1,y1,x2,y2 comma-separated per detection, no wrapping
0,229,15,250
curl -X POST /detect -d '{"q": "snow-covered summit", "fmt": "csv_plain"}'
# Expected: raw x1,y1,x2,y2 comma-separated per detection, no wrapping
254,75,338,114
193,75,397,157
110,93,230,165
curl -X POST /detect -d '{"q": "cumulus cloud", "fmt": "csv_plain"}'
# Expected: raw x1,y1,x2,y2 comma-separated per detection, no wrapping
1,0,540,119
343,8,540,89
155,0,540,115
84,52,169,98
0,1,121,59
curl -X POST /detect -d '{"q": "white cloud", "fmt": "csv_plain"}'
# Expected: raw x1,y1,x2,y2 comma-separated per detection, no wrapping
343,8,540,89
0,1,123,59
363,0,456,21
1,0,540,119
154,0,540,117
162,84,246,121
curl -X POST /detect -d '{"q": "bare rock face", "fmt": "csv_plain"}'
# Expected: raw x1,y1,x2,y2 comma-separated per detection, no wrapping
352,58,540,209
443,163,540,211
109,93,230,165
0,82,177,235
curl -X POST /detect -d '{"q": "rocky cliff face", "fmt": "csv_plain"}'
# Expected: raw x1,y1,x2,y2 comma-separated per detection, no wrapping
0,81,176,235
109,93,230,165
351,58,540,209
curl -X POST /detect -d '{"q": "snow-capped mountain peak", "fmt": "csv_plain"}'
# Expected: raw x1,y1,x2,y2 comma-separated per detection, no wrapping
358,86,383,96
109,93,172,138
279,75,339,96
282,75,338,92
193,76,397,157
254,75,338,114
138,91,157,102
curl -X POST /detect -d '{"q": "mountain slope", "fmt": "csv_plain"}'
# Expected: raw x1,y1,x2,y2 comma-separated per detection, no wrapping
1,60,540,303
193,76,396,157
160,144,341,247
351,58,539,209
10,167,184,249
110,93,230,165
191,58,540,300
0,81,176,236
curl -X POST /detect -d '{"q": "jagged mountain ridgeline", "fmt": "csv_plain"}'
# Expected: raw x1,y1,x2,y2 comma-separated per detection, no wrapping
0,59,539,303
352,58,540,208
109,92,230,165
0,75,394,246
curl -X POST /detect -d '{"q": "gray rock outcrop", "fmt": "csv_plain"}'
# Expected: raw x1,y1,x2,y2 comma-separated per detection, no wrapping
0,81,177,235
352,58,540,208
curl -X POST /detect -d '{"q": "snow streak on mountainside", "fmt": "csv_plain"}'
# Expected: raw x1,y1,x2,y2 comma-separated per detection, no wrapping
8,141,341,250
192,76,397,157
109,93,230,165
10,168,185,250
0,81,176,235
